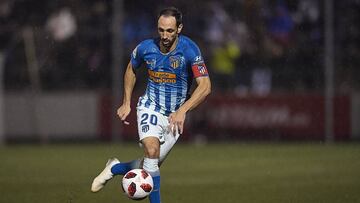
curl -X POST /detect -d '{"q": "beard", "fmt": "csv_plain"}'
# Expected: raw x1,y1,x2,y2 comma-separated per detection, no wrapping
161,37,176,48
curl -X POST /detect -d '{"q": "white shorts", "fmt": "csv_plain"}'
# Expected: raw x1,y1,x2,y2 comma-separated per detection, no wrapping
136,106,180,162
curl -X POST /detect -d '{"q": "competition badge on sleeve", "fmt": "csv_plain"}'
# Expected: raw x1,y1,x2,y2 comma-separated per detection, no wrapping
192,55,208,77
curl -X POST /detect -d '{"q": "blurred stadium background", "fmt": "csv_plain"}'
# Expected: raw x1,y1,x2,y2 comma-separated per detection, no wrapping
0,0,360,202
1,0,360,143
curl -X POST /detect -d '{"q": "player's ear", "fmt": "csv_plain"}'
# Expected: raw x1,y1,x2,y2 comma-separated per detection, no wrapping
177,24,183,34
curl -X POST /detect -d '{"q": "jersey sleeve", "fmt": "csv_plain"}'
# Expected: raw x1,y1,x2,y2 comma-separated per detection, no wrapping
188,42,209,78
130,43,144,69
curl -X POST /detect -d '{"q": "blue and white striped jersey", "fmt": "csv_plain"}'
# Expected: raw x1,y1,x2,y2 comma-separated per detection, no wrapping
130,35,209,116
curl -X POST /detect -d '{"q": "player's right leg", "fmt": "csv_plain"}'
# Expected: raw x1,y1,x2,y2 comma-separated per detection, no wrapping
91,158,120,192
159,125,180,165
91,158,142,192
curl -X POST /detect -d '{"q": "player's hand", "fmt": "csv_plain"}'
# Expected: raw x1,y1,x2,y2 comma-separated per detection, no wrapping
117,104,131,125
168,109,186,135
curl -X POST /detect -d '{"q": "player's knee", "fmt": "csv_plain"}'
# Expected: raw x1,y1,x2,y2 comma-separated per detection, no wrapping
142,137,160,158
145,147,159,158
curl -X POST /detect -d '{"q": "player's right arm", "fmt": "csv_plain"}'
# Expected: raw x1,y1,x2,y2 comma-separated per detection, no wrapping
117,62,136,123
117,42,145,123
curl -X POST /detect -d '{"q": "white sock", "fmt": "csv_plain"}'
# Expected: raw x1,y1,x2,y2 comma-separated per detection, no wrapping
143,157,160,176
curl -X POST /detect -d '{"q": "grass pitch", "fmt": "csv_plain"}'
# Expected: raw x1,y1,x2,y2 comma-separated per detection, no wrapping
0,142,359,203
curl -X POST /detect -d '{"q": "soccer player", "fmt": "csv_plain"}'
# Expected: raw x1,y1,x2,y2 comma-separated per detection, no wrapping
91,7,211,203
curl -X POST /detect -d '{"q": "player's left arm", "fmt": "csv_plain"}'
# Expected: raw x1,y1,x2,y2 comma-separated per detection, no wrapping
180,76,211,112
169,76,211,134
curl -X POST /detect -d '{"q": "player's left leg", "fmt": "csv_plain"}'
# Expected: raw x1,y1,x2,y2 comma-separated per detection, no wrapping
91,124,180,193
142,136,161,203
142,124,180,203
109,127,180,179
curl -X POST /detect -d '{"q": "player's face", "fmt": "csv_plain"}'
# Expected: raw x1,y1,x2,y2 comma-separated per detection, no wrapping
158,15,182,50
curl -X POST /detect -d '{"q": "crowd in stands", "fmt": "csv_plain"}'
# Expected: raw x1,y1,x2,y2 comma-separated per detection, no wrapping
1,0,359,93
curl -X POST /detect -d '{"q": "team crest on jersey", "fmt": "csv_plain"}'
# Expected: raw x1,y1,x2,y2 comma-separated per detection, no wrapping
169,56,181,69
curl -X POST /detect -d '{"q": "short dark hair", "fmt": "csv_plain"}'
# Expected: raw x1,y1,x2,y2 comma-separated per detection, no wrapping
158,7,183,27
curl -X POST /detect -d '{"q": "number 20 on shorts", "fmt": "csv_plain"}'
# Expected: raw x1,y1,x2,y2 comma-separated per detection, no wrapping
140,113,158,126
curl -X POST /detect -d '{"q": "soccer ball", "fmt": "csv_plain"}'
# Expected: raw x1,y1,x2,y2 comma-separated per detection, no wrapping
122,169,153,200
